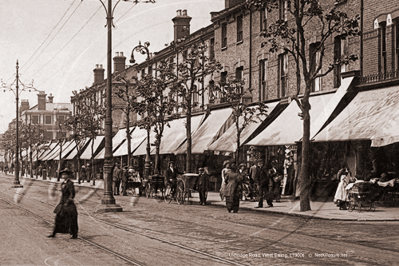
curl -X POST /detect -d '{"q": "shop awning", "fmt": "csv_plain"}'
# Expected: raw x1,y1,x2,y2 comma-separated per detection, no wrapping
42,143,62,161
175,108,233,154
95,127,134,159
132,129,157,156
313,85,399,147
53,141,75,161
207,101,280,153
247,93,334,146
38,142,58,160
80,136,105,160
64,138,90,160
155,115,204,155
114,127,148,157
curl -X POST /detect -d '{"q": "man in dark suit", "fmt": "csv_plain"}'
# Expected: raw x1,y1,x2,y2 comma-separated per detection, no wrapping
121,165,128,196
250,159,264,208
165,161,181,196
196,168,209,205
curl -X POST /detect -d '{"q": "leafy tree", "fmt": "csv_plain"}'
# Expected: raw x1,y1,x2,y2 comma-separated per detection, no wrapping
170,42,222,173
132,60,178,174
20,122,45,178
246,0,360,211
215,78,268,165
67,89,105,183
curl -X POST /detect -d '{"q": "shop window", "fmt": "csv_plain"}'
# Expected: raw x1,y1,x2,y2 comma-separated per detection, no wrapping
260,6,267,32
379,22,387,74
45,116,52,125
221,23,228,49
310,42,322,92
209,38,215,60
278,53,288,97
259,59,268,101
279,0,287,22
32,115,39,124
237,15,243,43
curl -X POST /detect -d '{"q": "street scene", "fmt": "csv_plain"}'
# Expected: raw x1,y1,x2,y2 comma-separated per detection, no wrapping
1,0,399,265
1,172,399,266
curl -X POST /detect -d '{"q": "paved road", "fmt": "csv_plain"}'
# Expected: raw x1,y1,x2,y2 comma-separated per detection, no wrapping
0,174,398,265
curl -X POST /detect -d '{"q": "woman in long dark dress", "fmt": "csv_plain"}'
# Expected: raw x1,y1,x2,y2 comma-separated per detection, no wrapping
224,169,243,213
48,169,78,239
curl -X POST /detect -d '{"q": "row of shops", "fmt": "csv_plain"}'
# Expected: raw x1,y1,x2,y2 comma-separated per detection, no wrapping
7,74,399,197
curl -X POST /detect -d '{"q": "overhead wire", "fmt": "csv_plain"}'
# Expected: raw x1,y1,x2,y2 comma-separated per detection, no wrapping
37,3,138,88
28,6,102,81
24,0,83,78
20,0,77,72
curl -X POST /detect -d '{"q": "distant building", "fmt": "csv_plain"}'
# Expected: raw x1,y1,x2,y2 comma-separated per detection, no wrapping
21,92,72,140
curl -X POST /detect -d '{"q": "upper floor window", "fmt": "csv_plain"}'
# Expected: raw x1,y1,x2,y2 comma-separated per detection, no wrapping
395,19,399,70
279,0,287,21
235,66,244,94
259,60,268,101
237,15,243,43
278,53,288,98
192,85,199,104
148,65,153,77
57,115,65,125
209,38,215,60
32,115,39,124
334,35,346,88
141,69,145,79
379,22,387,74
260,7,267,32
45,116,52,125
310,42,322,92
221,23,228,49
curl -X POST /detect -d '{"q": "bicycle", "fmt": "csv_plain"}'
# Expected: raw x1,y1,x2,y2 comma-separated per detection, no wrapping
164,180,185,204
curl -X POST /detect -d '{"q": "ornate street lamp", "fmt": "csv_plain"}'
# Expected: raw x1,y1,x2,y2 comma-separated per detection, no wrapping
1,60,36,188
129,41,152,178
94,0,155,213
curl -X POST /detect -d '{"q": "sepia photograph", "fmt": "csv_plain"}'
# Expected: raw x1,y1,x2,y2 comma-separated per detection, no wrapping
0,0,398,265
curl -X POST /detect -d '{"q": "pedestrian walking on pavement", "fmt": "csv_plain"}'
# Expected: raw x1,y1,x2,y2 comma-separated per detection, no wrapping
196,168,209,205
80,165,86,183
113,163,121,195
121,165,128,196
224,165,243,213
48,169,78,239
220,160,231,201
250,159,265,208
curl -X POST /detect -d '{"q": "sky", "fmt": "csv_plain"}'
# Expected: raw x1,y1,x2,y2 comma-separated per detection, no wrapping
0,0,225,134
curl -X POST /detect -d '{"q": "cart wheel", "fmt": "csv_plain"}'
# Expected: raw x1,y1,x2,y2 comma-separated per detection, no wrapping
176,187,185,205
164,185,173,203
145,184,151,199
150,187,156,198
368,201,376,212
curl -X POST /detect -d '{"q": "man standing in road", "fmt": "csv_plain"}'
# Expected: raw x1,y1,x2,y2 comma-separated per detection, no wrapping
196,168,209,205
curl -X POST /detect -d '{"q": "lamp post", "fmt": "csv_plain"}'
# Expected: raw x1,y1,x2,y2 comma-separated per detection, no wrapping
95,0,154,212
129,41,151,178
1,60,36,188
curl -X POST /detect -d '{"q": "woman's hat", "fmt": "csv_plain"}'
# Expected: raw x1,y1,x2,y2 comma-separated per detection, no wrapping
223,160,230,168
60,168,72,175
239,163,246,168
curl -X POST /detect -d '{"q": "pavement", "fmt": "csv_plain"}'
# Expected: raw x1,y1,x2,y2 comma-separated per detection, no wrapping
5,173,399,221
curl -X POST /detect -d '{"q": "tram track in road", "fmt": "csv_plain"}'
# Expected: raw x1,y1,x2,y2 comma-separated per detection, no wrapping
0,186,248,266
2,176,399,265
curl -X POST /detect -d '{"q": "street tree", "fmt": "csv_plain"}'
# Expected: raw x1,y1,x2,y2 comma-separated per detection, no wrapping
246,0,360,211
215,78,268,165
170,42,222,173
132,60,178,174
67,89,105,183
20,122,45,178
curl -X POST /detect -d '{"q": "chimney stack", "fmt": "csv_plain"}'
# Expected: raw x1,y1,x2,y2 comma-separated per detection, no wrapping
93,64,105,84
38,91,46,111
48,93,54,103
225,0,245,9
113,52,126,74
20,100,30,114
172,9,192,42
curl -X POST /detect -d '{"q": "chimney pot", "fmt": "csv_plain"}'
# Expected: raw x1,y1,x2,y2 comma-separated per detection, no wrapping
120,52,124,56
177,9,182,16
182,10,187,16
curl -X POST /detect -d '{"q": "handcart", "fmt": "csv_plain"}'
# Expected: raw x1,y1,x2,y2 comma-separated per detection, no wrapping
126,180,142,196
164,173,203,204
347,182,378,212
144,174,165,198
